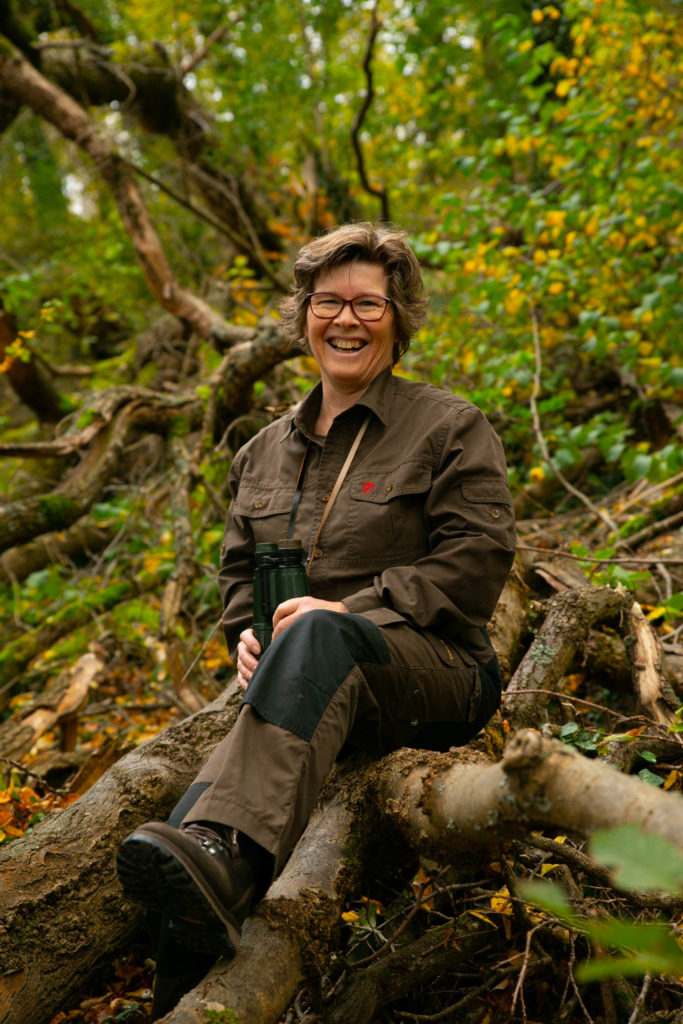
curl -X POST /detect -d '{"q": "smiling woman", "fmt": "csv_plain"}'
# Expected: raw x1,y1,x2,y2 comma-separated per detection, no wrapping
117,222,516,1019
305,261,396,431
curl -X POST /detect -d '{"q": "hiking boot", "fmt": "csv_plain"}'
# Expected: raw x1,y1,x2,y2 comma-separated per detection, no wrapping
117,821,255,956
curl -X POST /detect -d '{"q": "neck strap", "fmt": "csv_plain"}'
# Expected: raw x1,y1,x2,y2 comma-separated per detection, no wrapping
287,413,372,573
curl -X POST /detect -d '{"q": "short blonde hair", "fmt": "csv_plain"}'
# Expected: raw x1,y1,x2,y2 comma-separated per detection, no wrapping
280,222,428,363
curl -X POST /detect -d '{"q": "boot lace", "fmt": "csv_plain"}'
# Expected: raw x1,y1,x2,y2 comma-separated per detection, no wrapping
181,822,239,859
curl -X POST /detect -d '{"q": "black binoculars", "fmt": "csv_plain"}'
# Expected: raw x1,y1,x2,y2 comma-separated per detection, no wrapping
253,539,310,652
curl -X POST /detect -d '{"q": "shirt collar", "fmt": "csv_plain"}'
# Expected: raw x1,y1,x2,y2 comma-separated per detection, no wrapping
290,366,393,440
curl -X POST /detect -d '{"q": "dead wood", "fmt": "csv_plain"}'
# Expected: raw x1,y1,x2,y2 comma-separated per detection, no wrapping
0,571,161,702
620,601,678,725
159,440,206,715
582,628,633,691
161,795,352,1024
3,707,683,1023
0,652,102,761
0,685,241,1024
375,729,683,861
0,520,119,585
503,585,634,729
487,567,530,682
326,918,490,1024
0,333,293,557
0,44,228,340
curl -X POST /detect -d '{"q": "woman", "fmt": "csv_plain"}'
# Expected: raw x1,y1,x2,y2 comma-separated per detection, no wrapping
117,223,516,1017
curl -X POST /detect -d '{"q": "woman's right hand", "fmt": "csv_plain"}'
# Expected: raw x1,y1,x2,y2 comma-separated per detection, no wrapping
236,628,261,691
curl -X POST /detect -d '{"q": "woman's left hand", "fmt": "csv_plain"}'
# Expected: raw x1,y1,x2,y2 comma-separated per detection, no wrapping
272,596,347,641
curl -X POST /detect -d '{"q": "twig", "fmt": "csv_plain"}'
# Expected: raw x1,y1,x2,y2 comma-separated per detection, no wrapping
345,880,431,970
132,164,288,291
529,306,621,538
616,509,683,550
350,2,390,222
517,543,683,567
511,923,545,1021
0,757,71,796
396,956,553,1022
180,24,229,76
528,836,682,912
568,933,596,1024
627,973,652,1024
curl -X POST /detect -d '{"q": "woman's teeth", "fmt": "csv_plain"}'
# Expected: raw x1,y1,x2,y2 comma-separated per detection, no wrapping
330,339,364,351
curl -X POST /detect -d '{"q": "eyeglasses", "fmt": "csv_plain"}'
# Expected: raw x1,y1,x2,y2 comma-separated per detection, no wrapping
306,292,392,322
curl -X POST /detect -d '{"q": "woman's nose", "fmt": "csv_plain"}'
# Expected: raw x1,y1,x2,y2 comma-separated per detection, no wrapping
333,299,360,325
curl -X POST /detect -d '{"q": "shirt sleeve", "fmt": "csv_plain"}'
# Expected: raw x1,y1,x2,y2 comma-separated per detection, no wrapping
217,451,255,659
342,403,516,656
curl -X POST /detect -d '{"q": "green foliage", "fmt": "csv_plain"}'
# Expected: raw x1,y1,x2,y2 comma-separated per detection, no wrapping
519,825,683,981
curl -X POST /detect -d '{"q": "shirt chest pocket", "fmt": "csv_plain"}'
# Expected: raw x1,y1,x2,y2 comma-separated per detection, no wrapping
232,480,295,545
348,462,432,562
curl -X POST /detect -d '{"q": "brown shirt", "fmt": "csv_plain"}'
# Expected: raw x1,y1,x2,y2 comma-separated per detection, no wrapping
218,367,516,664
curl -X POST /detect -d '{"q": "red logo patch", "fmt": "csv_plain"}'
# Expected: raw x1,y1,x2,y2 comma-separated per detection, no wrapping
362,481,375,493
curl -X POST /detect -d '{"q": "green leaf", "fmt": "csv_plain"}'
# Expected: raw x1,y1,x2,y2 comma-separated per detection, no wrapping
638,768,665,788
590,826,683,893
578,919,683,981
516,879,581,929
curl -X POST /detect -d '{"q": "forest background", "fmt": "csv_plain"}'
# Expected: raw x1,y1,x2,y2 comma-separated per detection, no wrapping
1,1,683,1023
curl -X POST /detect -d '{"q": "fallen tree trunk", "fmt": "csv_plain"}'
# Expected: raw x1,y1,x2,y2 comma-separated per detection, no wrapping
0,685,242,1024
376,728,683,860
162,794,352,1024
5,701,683,1024
503,584,634,728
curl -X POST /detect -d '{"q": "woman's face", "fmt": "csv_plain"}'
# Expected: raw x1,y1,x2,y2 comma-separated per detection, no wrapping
305,261,397,396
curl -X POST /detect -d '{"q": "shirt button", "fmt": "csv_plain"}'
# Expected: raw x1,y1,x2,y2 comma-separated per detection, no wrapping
314,548,323,558
386,482,393,492
321,493,330,502
254,500,263,509
491,508,501,519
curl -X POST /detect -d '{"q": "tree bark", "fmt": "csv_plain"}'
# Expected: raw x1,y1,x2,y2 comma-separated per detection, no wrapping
5,689,683,1024
0,685,242,1024
162,795,352,1024
0,331,293,555
503,585,634,728
375,729,683,862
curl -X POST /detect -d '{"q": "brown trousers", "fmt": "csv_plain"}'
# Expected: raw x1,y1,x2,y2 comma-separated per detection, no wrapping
182,611,498,873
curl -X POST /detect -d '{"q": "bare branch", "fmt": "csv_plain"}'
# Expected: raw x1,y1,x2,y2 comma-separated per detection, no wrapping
350,3,390,223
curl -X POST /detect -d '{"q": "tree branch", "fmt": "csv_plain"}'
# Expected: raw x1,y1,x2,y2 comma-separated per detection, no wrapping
0,41,229,340
350,3,390,223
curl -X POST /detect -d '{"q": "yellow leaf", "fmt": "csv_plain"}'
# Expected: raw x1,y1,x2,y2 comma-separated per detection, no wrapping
342,910,359,923
664,770,681,791
468,909,496,926
491,886,513,915
540,863,559,876
555,79,575,97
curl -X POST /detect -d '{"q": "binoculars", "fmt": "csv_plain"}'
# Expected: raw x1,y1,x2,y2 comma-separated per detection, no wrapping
253,539,310,651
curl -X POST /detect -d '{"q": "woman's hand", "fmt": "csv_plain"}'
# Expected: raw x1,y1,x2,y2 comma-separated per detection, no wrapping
272,596,347,642
236,628,261,692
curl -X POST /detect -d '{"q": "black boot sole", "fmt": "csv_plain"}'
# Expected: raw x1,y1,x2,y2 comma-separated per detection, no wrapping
117,833,241,956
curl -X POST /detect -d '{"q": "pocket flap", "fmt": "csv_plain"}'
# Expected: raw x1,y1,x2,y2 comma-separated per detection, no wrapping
351,463,431,504
233,481,293,518
461,478,511,504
